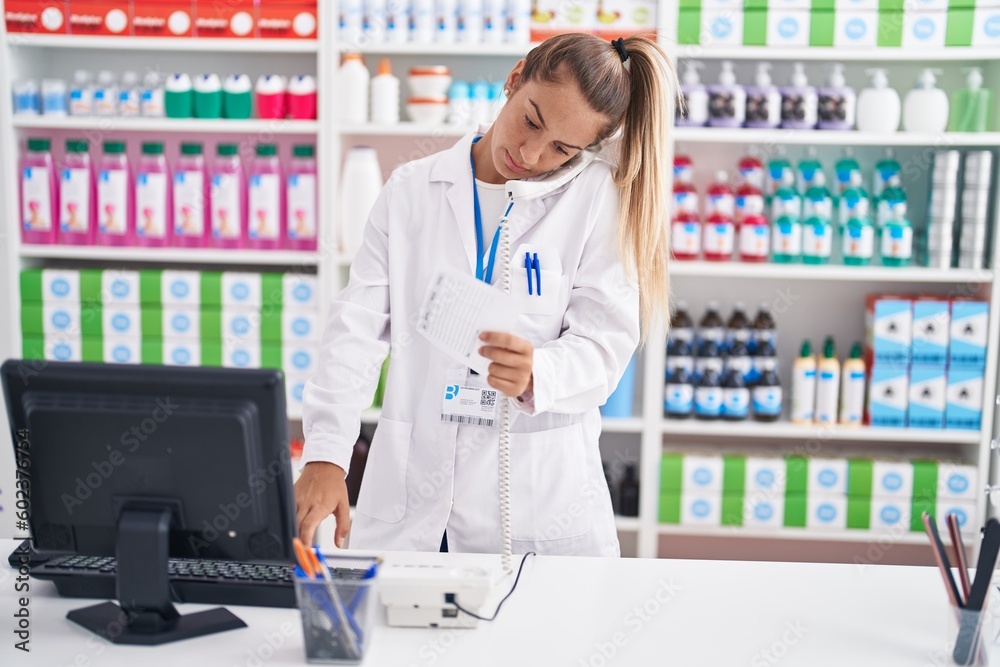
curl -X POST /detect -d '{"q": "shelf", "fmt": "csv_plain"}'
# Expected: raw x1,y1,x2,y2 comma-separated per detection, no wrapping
657,524,933,545
19,244,319,266
671,262,992,284
5,35,317,53
354,42,532,57
615,516,642,532
601,417,645,434
340,123,468,137
661,420,982,445
673,127,1000,147
12,116,319,134
672,46,1000,62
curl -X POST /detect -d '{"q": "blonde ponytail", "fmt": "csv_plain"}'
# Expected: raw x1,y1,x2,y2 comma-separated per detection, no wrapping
520,34,678,343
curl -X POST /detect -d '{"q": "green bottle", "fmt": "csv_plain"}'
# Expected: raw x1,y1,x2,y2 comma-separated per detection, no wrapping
880,203,913,267
802,217,832,265
873,149,901,199
842,216,875,266
838,171,870,229
797,147,823,194
834,148,861,199
876,174,906,235
766,152,793,204
803,171,833,222
949,68,994,133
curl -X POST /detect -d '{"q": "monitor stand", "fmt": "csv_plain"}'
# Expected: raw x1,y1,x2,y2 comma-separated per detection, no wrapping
66,505,247,645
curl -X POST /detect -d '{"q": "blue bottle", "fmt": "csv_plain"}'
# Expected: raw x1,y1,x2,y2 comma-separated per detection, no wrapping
665,366,694,419
752,356,783,422
722,368,750,421
694,360,724,421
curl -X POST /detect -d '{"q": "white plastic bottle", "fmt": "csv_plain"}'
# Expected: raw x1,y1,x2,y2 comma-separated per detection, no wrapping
385,0,410,43
340,147,384,258
370,58,400,125
507,0,531,44
118,71,141,117
69,70,94,116
94,70,118,117
459,0,484,43
677,60,708,127
857,69,900,134
337,53,371,124
483,0,505,43
839,342,866,427
341,0,365,45
435,0,458,42
814,337,840,425
140,72,165,117
412,0,436,43
790,340,817,424
902,69,949,133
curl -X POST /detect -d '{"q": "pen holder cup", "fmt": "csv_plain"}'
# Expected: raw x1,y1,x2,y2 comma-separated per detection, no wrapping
295,576,377,664
947,603,990,666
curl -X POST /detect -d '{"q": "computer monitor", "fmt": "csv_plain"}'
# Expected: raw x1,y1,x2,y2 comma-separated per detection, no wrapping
1,360,296,645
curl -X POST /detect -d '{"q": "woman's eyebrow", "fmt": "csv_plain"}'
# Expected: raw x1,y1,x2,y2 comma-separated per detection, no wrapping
529,99,584,151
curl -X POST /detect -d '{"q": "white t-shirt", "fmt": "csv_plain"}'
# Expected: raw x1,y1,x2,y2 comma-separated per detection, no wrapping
475,179,508,254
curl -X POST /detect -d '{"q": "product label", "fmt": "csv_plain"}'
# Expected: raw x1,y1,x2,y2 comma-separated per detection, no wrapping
736,194,764,218
666,355,695,375
772,220,802,257
839,194,870,222
174,170,206,237
673,191,698,215
722,387,750,418
94,88,117,115
803,195,832,220
745,93,775,126
665,383,694,415
739,224,769,259
695,356,724,377
791,369,816,422
287,173,316,241
707,193,735,218
694,387,723,417
136,172,168,239
59,167,92,234
802,222,832,258
98,169,127,235
752,386,783,416
703,221,735,257
249,173,281,241
843,225,874,260
881,225,912,260
671,220,701,257
211,173,241,239
772,194,802,220
21,166,54,232
70,88,92,114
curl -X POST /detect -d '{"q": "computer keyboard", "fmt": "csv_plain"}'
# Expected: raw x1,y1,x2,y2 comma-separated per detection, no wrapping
32,554,302,608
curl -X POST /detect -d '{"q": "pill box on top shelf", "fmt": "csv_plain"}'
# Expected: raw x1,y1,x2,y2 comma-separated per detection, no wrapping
194,0,256,39
131,1,196,38
949,301,989,368
865,295,912,366
257,1,318,39
67,1,132,37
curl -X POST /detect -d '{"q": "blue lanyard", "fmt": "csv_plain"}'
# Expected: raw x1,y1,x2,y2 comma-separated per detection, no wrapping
470,137,503,284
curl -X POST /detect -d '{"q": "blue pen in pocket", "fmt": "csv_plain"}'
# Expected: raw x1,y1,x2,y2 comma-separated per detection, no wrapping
524,252,533,295
532,253,541,296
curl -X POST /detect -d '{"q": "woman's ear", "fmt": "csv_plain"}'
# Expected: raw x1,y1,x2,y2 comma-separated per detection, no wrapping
505,59,527,97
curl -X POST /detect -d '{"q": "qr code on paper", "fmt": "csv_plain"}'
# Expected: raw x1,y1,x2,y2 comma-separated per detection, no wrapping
480,390,497,407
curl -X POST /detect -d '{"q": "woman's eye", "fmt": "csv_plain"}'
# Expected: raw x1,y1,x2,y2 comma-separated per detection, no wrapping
524,114,539,130
556,145,569,156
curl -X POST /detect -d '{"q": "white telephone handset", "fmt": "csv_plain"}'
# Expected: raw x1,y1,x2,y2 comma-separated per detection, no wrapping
495,147,601,572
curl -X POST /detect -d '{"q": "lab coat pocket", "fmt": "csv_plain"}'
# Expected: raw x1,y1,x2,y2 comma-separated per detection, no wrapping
355,417,411,524
511,268,563,317
508,424,593,541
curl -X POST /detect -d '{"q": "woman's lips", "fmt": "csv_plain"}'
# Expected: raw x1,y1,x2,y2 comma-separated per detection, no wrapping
504,150,527,174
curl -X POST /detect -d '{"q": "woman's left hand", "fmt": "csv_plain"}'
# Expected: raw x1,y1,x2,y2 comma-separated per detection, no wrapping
479,332,534,397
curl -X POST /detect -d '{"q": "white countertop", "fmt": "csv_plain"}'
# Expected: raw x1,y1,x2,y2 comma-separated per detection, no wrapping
0,538,995,666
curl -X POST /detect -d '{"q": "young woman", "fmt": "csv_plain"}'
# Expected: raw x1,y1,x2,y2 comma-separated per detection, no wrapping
296,34,674,557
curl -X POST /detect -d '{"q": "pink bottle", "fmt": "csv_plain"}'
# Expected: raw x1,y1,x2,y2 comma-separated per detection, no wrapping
739,214,770,263
210,143,246,249
705,170,735,219
671,212,701,261
286,144,317,251
58,139,96,246
247,143,285,250
96,141,134,247
672,156,699,220
135,142,172,247
287,75,317,120
256,75,287,119
735,179,765,226
20,137,58,245
173,142,209,248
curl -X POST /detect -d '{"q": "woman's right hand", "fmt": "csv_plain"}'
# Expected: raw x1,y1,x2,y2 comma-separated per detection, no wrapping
294,462,351,548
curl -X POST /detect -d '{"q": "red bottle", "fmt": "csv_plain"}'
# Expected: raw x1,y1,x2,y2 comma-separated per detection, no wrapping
702,212,735,262
739,213,770,262
673,157,699,220
671,212,701,260
674,154,694,184
737,155,764,190
705,170,734,219
735,179,765,226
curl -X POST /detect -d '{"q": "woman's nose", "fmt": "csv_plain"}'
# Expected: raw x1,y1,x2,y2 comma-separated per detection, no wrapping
518,139,544,167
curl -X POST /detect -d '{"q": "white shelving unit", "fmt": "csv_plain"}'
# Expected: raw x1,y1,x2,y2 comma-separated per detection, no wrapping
1,3,998,562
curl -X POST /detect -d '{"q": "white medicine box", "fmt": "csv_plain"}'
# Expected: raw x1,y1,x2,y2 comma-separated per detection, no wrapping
103,337,141,365
911,299,949,365
163,305,201,340
682,454,724,493
164,339,202,367
745,457,787,498
743,495,785,529
103,305,141,339
222,272,262,307
42,269,81,303
872,460,914,500
869,498,911,532
936,499,977,536
102,270,141,305
681,492,723,526
937,463,978,501
283,344,319,376
950,301,989,368
161,270,201,306
807,458,849,497
806,495,847,530
284,273,319,310
283,308,322,342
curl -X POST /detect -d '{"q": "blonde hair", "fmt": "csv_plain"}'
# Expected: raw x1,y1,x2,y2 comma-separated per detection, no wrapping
520,34,677,343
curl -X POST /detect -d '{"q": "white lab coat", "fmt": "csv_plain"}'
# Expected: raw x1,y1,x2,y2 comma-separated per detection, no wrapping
302,129,640,557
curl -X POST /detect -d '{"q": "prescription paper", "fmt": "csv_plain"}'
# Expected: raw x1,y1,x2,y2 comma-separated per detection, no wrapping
416,269,516,376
